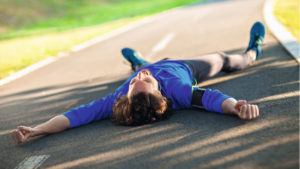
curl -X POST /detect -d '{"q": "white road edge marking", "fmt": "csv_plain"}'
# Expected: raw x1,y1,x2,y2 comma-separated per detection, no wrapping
15,155,50,169
71,16,157,52
152,32,176,53
0,58,56,86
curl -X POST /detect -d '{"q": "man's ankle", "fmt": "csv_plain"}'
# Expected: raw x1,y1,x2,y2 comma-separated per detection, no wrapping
246,50,257,62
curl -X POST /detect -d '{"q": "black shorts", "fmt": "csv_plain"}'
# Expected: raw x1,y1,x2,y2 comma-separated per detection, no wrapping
180,60,212,84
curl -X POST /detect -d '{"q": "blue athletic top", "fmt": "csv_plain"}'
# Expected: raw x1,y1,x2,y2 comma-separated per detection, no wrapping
63,60,231,128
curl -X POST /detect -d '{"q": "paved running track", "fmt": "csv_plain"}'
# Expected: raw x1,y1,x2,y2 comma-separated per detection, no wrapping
0,0,299,168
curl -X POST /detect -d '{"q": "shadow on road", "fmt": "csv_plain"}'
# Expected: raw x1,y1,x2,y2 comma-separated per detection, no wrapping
0,43,299,169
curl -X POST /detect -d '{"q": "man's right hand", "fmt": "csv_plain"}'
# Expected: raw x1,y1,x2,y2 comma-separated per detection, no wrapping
11,126,37,143
234,100,260,120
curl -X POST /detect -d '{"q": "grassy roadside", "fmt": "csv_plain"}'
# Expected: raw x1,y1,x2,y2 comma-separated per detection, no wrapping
0,0,205,80
273,0,300,42
0,18,140,79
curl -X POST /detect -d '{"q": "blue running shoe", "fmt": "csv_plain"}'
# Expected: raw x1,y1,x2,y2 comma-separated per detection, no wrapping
246,22,265,59
121,48,149,71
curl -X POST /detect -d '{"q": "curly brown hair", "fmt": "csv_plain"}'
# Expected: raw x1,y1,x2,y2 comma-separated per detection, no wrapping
112,92,173,126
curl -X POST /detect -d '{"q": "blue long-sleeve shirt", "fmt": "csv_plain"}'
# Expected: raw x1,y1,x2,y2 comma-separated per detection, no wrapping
63,60,231,128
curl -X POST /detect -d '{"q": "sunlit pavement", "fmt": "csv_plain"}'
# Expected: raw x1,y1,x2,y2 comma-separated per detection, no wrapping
0,0,298,168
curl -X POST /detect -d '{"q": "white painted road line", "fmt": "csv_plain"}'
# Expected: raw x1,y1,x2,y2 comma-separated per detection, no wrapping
0,57,56,86
71,16,157,52
15,155,50,169
152,32,176,53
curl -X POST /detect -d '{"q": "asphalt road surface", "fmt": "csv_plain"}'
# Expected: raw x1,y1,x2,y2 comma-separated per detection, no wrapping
0,0,299,168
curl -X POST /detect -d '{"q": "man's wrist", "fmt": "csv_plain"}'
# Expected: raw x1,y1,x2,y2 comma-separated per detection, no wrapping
222,98,238,115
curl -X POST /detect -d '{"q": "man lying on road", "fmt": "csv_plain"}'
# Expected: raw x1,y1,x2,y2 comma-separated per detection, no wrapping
11,22,265,143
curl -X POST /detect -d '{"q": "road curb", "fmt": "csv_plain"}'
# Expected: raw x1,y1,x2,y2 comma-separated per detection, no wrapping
263,0,300,63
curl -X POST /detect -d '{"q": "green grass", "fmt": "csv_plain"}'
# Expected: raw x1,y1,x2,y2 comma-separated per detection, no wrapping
0,0,203,40
0,0,206,79
274,0,300,42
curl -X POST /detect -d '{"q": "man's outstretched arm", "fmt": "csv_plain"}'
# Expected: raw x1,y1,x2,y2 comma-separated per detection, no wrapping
11,92,117,143
191,87,259,120
11,115,70,143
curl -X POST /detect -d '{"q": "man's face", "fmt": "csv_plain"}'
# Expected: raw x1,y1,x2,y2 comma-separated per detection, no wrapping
127,69,159,97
